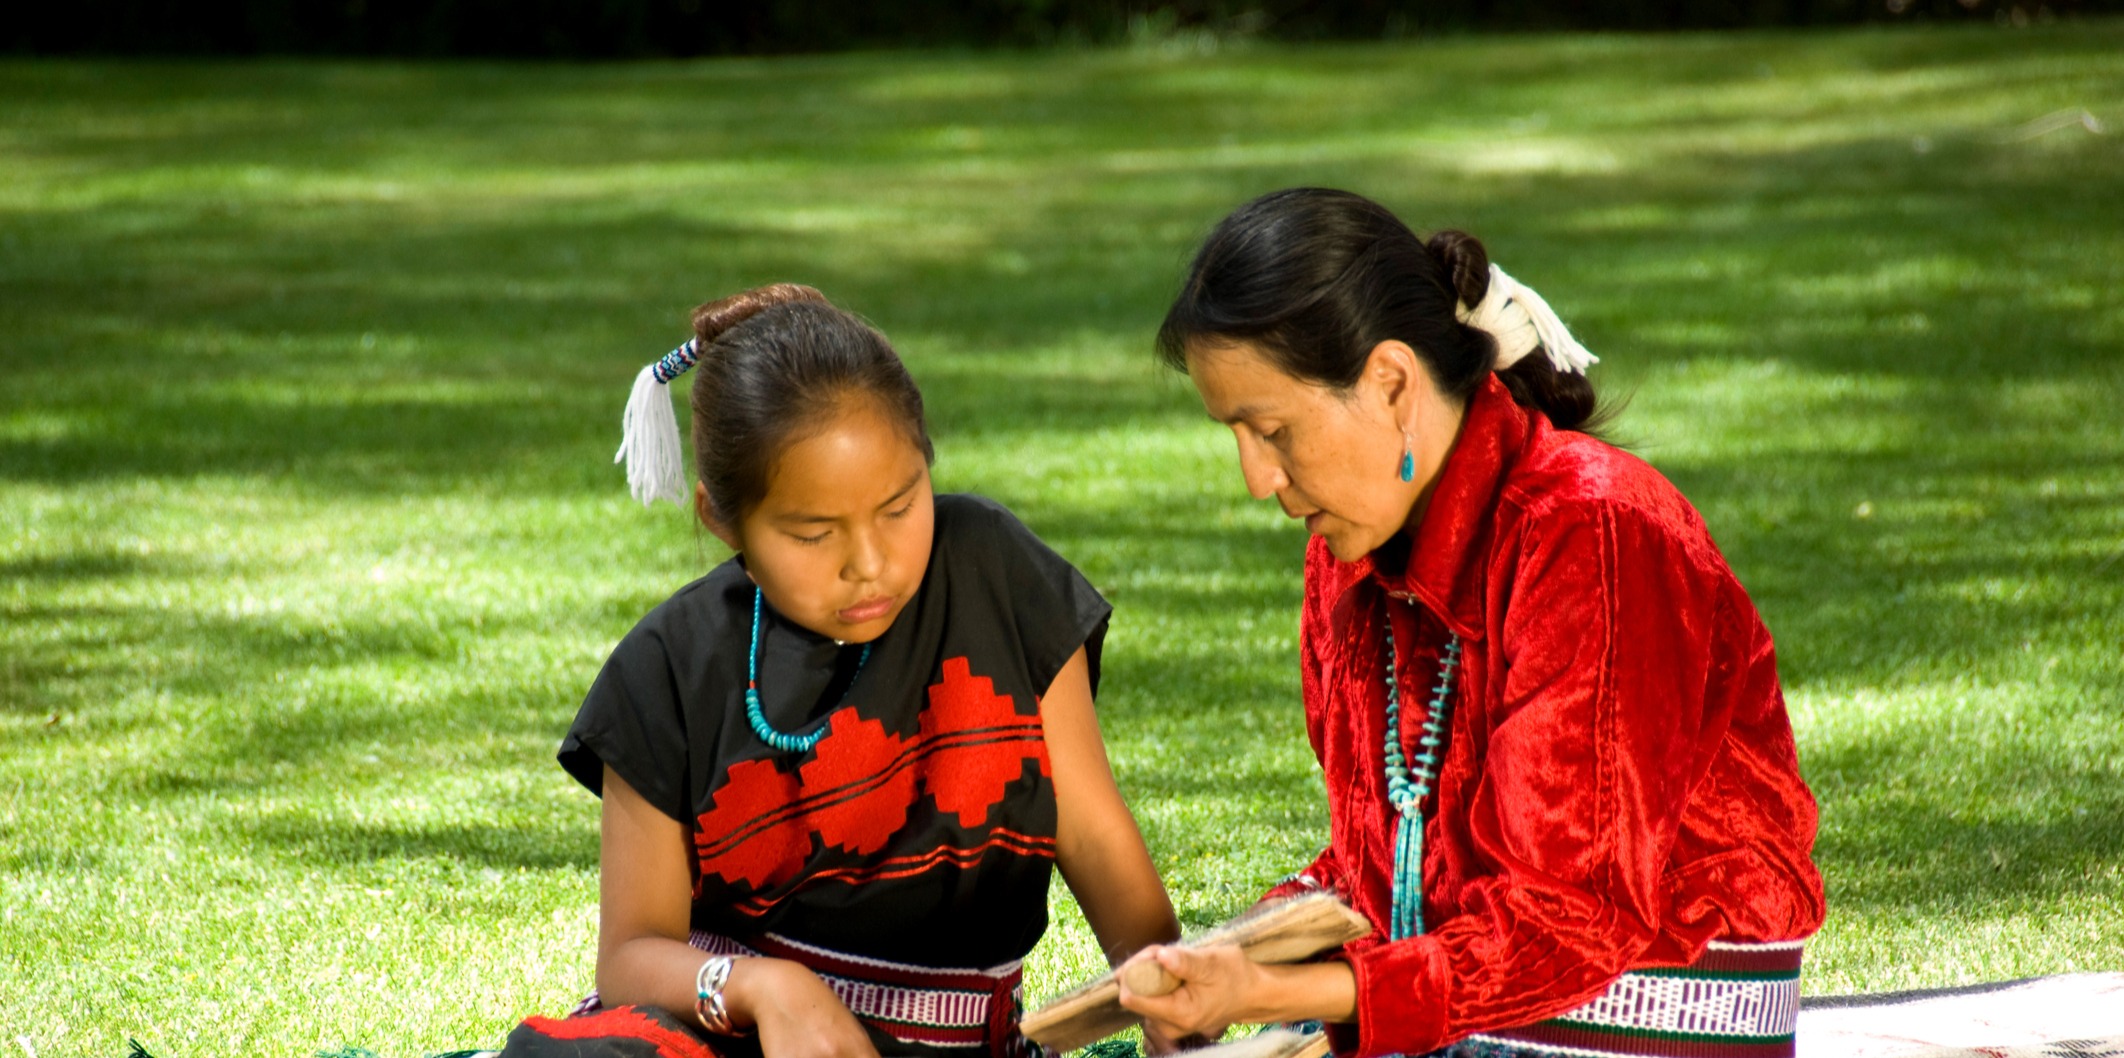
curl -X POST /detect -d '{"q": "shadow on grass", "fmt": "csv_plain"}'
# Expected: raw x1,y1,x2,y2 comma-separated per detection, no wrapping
4,34,2120,922
5,597,501,706
1808,723,2124,912
0,548,193,583
235,814,597,872
1669,452,2124,690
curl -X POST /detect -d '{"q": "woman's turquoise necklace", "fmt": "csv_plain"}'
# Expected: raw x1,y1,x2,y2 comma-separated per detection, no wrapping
745,587,872,754
1382,611,1460,941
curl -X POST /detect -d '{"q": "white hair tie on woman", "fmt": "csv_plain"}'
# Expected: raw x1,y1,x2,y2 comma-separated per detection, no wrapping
1455,264,1599,376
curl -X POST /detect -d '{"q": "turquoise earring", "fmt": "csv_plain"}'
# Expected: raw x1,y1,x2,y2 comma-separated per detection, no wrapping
1399,448,1415,483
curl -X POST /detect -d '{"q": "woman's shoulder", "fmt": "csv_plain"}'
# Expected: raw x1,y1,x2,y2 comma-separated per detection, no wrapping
1510,428,1708,533
1496,426,1740,588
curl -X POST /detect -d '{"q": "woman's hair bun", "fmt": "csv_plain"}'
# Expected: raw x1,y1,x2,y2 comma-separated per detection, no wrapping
1425,230,1491,310
1160,188,1606,434
692,283,829,345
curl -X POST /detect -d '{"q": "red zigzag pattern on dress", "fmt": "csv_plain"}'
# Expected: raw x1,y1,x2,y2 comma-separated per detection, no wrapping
694,656,1053,895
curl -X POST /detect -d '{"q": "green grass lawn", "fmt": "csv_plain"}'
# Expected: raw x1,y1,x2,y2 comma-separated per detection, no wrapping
4,22,2122,1055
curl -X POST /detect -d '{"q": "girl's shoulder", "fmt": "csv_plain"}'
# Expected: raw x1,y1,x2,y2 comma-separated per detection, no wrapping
932,489,1028,535
609,555,753,665
925,492,1109,685
929,492,1075,573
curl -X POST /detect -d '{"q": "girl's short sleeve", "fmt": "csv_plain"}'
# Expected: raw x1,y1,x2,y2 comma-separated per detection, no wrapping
557,619,694,823
944,495,1113,700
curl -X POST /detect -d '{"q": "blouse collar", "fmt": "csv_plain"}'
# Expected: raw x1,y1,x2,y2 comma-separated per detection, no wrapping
1318,375,1534,643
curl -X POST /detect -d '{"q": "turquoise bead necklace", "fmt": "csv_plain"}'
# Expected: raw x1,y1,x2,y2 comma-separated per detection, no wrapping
1382,612,1461,941
744,587,872,754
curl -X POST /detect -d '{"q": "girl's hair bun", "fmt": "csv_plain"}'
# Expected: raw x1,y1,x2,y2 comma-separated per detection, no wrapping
682,285,934,525
1424,230,1491,310
693,283,829,346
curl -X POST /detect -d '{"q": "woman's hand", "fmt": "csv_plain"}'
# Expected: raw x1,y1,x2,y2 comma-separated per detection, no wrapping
1116,944,1259,1041
1118,945,1358,1042
735,958,881,1058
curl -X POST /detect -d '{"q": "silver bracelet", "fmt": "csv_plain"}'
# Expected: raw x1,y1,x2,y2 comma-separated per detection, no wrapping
695,954,740,1035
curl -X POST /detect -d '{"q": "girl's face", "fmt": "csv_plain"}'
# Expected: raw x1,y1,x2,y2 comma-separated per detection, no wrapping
1186,339,1444,564
704,398,935,644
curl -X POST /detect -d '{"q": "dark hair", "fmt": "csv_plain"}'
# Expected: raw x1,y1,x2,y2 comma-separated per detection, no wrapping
686,283,934,526
1156,188,1601,432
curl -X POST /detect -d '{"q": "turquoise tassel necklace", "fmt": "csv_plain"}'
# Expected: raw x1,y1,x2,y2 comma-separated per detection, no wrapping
744,587,871,754
1382,615,1460,941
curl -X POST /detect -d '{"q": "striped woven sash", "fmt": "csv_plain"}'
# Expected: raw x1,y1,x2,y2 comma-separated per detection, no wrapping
573,930,1036,1057
1464,941,1805,1058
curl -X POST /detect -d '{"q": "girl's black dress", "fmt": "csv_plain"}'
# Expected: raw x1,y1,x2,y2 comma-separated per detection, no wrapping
502,494,1111,1058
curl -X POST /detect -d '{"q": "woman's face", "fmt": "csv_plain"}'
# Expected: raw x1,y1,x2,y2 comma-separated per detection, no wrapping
702,398,936,644
1186,340,1434,563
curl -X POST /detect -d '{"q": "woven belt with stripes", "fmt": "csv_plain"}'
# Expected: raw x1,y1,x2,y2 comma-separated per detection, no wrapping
574,930,1037,1057
1465,941,1805,1058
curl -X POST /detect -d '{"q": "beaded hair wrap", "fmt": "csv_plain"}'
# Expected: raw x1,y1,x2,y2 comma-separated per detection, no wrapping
1455,263,1599,377
614,338,703,508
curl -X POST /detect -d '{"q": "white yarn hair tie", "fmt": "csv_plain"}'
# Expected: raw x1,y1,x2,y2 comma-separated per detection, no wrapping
1455,264,1599,376
614,338,703,508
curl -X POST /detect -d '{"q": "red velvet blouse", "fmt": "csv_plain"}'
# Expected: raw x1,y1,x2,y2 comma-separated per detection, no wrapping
1277,376,1826,1056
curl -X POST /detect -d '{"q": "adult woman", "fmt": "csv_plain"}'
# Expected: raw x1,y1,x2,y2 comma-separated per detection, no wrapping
1117,189,1825,1058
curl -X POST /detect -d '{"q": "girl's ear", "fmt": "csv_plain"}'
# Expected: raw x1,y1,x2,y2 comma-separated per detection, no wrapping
696,481,742,553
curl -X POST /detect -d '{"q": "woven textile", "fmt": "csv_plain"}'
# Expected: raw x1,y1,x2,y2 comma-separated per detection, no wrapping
1796,972,2124,1058
1465,942,1804,1058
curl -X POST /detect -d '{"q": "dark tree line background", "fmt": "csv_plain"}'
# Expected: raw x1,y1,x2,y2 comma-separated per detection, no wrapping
7,0,2115,57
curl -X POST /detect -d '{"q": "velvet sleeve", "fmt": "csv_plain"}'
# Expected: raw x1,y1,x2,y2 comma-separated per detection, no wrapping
1260,845,1347,905
1343,502,1731,1056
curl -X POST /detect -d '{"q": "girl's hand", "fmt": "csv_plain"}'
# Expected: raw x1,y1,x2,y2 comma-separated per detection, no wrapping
736,958,882,1058
1116,944,1260,1042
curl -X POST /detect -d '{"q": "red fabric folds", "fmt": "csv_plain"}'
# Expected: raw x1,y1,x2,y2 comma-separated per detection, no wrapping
1293,377,1826,1057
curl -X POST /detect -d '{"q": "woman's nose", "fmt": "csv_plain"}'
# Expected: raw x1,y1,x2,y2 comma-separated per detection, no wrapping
1236,435,1288,502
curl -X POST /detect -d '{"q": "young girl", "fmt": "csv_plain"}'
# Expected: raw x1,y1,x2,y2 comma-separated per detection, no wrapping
501,284,1180,1058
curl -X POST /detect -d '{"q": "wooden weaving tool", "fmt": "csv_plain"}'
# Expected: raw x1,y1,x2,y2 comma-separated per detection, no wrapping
1019,891,1371,1051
